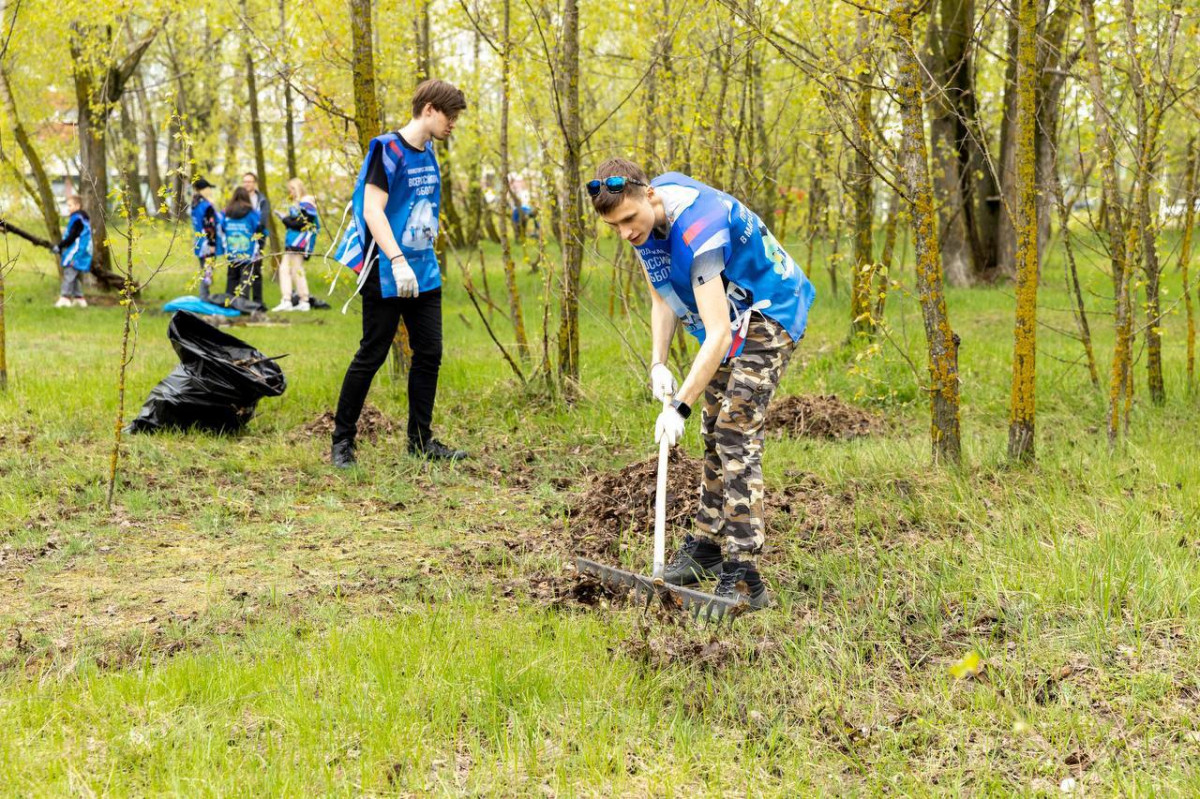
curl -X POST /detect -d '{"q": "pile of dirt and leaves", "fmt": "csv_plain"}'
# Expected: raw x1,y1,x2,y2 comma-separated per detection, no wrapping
296,403,398,443
765,394,885,440
563,449,703,561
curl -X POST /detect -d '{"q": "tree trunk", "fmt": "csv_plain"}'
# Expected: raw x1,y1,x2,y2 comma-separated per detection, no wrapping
805,134,830,295
994,17,1020,281
1049,136,1100,390
72,47,118,288
876,189,901,321
930,0,1001,282
0,62,60,243
465,26,482,249
118,95,144,216
927,0,971,287
1128,0,1182,407
1081,0,1133,447
222,102,242,187
69,22,158,289
1182,139,1198,393
132,79,162,210
349,0,382,154
1007,0,1040,462
556,0,583,382
1035,3,1074,260
750,36,772,220
243,39,282,262
849,11,875,339
891,0,962,465
498,0,528,360
1142,152,1167,407
279,0,297,178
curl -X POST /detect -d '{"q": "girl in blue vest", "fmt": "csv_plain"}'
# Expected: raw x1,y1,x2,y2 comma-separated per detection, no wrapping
220,187,264,306
329,79,468,467
52,195,93,308
272,177,320,312
587,158,817,612
190,177,219,300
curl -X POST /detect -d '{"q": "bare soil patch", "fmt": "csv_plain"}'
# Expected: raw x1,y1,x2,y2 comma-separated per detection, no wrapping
766,394,885,440
296,403,398,443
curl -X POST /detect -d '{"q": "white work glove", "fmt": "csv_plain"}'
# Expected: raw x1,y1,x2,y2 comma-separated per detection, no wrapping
655,405,686,447
391,255,419,298
649,362,677,403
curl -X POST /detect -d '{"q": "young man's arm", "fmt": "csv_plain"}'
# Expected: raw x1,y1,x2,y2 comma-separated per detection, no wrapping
671,277,732,406
644,267,677,369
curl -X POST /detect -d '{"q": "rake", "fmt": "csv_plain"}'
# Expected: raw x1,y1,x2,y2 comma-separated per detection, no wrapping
576,401,742,621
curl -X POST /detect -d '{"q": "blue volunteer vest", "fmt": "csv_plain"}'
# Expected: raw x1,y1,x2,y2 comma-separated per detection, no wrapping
335,132,442,295
634,173,815,355
191,197,215,258
284,200,321,255
214,210,227,257
61,211,93,272
222,210,262,261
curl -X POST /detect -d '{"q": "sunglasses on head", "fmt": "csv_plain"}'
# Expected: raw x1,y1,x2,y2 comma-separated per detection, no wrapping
586,176,647,197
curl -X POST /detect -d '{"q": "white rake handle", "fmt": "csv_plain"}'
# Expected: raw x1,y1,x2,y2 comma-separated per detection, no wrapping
652,399,670,582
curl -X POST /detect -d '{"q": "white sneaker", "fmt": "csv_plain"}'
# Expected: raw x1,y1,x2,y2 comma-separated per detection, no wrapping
271,300,293,312
55,296,72,308
73,297,87,308
294,300,311,311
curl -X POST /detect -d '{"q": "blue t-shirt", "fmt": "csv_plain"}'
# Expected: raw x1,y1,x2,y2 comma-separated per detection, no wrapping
221,210,263,262
337,133,442,295
634,173,816,354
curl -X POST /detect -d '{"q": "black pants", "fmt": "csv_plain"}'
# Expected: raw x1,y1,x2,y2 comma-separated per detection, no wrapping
333,278,443,447
225,260,264,304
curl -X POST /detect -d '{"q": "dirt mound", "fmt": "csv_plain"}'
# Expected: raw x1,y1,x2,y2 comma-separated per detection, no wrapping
564,450,703,560
562,453,848,562
766,394,884,440
296,403,397,442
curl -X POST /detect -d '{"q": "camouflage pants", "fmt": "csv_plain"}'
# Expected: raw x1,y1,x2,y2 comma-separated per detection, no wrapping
694,313,796,561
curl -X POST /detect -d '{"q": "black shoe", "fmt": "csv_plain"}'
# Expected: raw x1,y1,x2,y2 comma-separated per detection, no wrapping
331,438,357,469
714,559,771,611
662,535,724,586
408,438,468,461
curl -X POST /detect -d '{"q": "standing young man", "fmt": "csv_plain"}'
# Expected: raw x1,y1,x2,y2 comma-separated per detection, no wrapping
331,79,469,467
588,158,816,610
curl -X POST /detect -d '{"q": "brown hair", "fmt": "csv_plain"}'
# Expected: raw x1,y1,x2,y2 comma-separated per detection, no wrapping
225,186,254,216
589,157,650,215
412,79,467,119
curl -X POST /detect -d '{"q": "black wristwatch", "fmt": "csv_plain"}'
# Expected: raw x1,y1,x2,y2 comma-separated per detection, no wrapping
670,399,692,420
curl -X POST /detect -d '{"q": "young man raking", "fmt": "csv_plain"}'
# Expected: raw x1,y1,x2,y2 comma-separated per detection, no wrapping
588,158,816,610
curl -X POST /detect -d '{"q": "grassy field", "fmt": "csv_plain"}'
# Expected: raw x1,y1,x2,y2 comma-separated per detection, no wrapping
2,221,1200,794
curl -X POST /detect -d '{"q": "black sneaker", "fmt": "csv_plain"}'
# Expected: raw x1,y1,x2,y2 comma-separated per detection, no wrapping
714,559,771,611
662,535,724,586
331,438,357,469
409,438,468,461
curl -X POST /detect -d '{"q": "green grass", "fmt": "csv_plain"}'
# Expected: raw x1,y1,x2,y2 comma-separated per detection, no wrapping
3,221,1200,793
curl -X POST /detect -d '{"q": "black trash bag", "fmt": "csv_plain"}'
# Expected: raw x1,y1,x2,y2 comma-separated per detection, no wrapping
127,311,286,434
203,293,267,314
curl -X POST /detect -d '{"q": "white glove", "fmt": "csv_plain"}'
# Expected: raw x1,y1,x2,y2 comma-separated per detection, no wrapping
392,256,419,298
649,362,677,403
655,405,686,447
